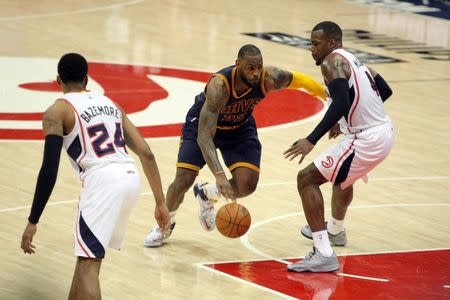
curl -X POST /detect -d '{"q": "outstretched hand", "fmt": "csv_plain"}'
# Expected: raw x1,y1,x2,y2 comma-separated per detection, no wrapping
155,203,170,232
283,138,315,165
21,222,37,254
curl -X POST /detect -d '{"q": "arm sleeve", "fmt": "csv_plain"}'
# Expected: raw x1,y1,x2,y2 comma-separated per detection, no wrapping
28,134,63,224
306,78,350,145
288,70,326,100
374,74,393,102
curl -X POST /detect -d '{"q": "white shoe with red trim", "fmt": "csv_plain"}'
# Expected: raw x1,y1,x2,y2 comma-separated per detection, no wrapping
194,183,216,231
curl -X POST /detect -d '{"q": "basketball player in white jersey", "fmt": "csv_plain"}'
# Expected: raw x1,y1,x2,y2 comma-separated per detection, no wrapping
284,21,394,272
20,53,170,299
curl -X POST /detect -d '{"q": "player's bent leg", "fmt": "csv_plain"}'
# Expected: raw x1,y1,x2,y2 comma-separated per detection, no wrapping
288,163,339,272
297,163,328,233
229,167,259,198
144,167,198,247
166,167,199,211
76,257,102,300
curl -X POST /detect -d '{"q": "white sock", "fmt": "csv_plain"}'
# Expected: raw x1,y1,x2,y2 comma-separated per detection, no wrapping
327,217,344,235
203,183,220,200
169,210,177,225
312,230,334,257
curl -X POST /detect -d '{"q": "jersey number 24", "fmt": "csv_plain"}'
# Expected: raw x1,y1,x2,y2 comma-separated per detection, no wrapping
87,123,126,157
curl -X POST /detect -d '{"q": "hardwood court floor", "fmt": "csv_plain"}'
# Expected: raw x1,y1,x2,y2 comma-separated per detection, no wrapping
1,0,449,299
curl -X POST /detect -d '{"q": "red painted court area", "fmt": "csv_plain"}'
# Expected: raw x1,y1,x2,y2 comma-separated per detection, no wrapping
204,250,450,299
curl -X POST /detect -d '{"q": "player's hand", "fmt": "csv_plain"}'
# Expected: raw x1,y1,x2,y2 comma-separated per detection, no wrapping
215,173,236,202
328,123,342,139
283,138,315,165
21,222,37,254
154,203,170,232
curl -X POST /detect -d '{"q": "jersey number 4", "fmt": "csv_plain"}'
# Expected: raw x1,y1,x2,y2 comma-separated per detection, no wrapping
87,123,126,157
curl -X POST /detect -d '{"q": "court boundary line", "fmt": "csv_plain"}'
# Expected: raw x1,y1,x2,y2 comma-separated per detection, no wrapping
238,202,450,284
198,247,450,265
3,177,448,297
196,247,450,298
239,203,450,263
0,0,145,21
194,263,299,300
1,176,449,213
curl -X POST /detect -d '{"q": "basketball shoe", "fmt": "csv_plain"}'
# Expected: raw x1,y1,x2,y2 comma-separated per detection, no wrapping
144,223,176,247
287,247,340,272
194,183,216,231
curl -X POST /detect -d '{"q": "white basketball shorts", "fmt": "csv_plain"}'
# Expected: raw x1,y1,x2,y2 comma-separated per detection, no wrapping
314,122,394,190
74,162,140,258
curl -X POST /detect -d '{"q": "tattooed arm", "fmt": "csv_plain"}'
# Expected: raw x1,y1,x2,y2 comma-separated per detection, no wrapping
197,76,235,201
264,66,326,99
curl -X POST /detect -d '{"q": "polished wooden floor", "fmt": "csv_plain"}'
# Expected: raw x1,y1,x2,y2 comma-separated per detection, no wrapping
1,1,449,299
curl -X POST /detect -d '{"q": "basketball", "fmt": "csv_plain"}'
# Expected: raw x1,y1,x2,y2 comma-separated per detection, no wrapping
215,203,251,238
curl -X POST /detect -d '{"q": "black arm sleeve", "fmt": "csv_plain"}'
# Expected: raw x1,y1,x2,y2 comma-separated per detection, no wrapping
306,78,350,145
28,134,63,224
374,74,392,102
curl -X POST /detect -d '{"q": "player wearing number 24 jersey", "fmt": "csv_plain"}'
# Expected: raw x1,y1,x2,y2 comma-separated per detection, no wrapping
20,53,170,299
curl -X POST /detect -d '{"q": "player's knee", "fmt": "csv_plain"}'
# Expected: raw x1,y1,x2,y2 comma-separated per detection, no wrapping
246,176,258,194
297,169,312,191
236,175,258,197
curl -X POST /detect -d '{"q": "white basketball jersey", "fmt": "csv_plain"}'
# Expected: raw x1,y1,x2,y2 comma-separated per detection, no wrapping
62,90,134,179
325,48,391,134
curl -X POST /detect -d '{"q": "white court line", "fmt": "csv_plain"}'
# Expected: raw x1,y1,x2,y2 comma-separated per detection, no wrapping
0,199,77,213
283,247,450,260
336,273,388,282
194,263,299,300
3,180,448,292
201,247,450,265
198,247,450,288
0,0,144,21
240,209,390,282
444,285,450,288
256,176,450,188
239,202,450,283
2,175,450,213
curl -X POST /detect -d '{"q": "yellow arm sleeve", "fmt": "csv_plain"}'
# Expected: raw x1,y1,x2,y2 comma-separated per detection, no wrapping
287,70,326,100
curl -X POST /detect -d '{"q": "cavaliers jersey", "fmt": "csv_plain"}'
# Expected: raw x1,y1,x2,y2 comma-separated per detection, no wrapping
325,49,391,134
186,66,267,129
62,90,134,179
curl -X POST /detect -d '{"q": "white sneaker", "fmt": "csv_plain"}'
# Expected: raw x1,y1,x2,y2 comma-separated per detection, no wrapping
143,223,176,247
287,247,340,273
194,183,215,231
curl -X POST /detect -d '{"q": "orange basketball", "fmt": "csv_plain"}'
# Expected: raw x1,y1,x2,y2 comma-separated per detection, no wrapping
215,203,251,238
